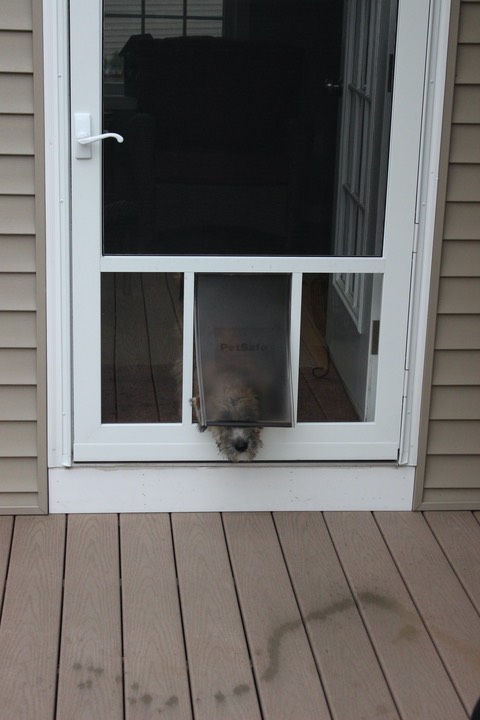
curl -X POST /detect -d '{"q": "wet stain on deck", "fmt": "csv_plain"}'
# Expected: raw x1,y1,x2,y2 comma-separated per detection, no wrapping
261,597,355,681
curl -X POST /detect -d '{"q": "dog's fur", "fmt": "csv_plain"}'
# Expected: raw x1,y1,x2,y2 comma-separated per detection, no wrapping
191,375,263,462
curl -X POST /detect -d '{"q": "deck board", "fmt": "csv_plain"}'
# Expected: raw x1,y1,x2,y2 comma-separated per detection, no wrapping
0,511,477,720
114,273,159,423
0,516,13,602
324,512,468,720
224,512,331,720
120,514,191,719
375,511,480,715
274,511,400,720
56,515,124,720
172,513,261,720
0,516,65,720
424,512,480,614
142,273,183,423
101,272,116,422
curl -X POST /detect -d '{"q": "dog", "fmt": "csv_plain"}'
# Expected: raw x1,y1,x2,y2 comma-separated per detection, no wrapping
191,375,263,462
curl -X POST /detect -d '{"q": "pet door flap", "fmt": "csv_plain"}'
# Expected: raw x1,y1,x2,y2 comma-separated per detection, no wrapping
195,274,294,427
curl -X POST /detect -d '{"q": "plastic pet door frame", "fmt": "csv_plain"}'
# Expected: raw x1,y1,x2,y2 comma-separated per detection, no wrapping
194,274,294,429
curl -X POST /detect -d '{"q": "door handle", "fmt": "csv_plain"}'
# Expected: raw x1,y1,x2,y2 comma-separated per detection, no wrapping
74,112,124,159
77,132,124,145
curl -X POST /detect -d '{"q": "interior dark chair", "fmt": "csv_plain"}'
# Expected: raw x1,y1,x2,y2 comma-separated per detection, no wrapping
118,34,312,253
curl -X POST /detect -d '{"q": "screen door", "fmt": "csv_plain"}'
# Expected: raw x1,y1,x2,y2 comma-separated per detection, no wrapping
70,0,429,462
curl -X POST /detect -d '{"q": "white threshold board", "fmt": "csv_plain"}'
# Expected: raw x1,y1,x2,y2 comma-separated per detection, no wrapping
49,463,415,513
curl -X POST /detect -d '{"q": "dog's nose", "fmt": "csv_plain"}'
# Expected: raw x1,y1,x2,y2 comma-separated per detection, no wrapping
234,439,249,452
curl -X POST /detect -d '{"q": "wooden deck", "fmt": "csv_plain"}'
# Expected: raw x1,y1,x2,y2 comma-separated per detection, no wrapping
0,512,479,719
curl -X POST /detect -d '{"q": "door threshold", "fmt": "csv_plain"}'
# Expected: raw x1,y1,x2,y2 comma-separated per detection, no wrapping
49,463,415,513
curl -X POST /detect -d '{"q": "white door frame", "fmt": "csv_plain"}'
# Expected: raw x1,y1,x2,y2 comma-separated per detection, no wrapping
70,0,417,463
43,0,452,511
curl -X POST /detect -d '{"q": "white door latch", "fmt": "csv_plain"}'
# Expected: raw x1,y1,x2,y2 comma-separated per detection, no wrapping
74,112,124,159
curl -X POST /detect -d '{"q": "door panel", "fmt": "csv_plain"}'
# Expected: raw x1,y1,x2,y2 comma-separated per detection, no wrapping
327,0,397,420
70,0,431,463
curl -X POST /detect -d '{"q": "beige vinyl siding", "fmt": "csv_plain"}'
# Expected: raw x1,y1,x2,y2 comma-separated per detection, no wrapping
0,116,35,155
419,0,480,509
0,0,33,31
0,0,47,513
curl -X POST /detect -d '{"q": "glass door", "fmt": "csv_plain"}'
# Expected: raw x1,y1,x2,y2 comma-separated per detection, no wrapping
70,0,428,462
327,0,396,420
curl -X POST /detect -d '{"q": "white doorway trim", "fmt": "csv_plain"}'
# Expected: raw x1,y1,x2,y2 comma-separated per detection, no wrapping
43,0,451,511
49,464,415,513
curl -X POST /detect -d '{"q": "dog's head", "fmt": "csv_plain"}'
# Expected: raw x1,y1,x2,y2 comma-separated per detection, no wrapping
209,424,263,462
191,378,263,461
212,379,261,423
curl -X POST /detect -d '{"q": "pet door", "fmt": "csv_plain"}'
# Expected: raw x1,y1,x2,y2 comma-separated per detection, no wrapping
195,274,294,428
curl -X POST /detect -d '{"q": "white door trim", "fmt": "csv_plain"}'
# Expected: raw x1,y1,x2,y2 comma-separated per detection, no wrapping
398,0,454,466
49,464,415,513
43,0,451,510
43,0,72,469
